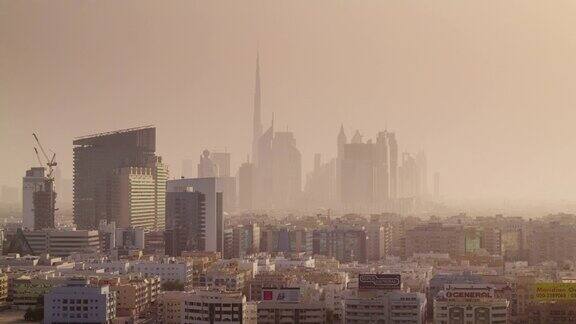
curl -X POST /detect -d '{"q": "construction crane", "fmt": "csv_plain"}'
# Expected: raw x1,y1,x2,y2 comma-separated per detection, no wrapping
31,133,59,227
33,133,57,178
33,147,43,168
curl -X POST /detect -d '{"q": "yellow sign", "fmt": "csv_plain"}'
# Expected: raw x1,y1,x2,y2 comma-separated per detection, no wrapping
534,283,576,301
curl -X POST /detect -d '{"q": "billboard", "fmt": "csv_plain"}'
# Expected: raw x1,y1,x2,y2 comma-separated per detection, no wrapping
262,287,300,302
534,283,576,301
358,274,401,290
443,284,495,300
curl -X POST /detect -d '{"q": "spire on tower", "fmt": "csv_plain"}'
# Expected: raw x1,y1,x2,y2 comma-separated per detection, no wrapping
337,124,347,143
253,52,262,139
252,52,263,164
337,124,347,159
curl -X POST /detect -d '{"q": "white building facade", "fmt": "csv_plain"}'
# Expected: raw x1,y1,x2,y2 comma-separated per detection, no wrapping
44,278,116,324
132,258,194,288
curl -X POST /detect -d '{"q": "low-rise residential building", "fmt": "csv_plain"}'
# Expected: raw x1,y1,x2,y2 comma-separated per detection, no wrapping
157,289,257,324
248,272,298,301
132,258,193,289
43,278,117,324
157,291,185,324
344,290,426,324
404,223,466,259
9,275,66,309
92,275,160,319
433,284,508,324
201,264,249,291
257,299,326,324
23,229,101,257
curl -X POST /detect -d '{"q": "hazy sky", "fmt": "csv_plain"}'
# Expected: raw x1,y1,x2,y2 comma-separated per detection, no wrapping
2,0,576,200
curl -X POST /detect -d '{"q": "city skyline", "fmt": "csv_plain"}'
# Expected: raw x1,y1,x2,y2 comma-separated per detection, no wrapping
4,2,576,323
3,1,576,201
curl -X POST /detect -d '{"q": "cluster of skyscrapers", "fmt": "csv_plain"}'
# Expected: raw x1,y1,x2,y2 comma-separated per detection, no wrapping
238,55,438,213
238,55,303,210
20,54,439,241
8,54,576,324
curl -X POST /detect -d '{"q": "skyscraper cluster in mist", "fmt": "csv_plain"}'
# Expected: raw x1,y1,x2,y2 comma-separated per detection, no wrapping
9,53,444,284
237,55,437,214
16,53,439,237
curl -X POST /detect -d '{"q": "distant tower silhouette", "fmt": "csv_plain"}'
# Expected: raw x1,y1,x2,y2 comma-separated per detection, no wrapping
252,53,263,165
351,130,363,144
337,124,347,159
388,133,398,199
434,172,440,199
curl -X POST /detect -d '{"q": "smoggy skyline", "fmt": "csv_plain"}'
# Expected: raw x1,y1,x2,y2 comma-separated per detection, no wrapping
2,0,576,200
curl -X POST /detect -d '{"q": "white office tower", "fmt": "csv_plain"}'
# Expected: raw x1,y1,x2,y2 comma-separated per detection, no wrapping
22,167,47,229
44,278,117,324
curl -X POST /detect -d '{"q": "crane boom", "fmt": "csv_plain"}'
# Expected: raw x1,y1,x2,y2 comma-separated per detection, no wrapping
34,148,43,167
33,133,50,163
32,133,57,179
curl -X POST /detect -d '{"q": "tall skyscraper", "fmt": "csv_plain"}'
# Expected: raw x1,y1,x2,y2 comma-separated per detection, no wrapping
252,125,303,209
33,178,56,230
304,153,336,207
238,161,254,211
337,125,347,159
388,133,398,199
271,131,302,208
167,178,223,253
340,133,375,208
211,151,231,177
110,157,167,231
23,167,45,229
197,149,218,178
399,152,419,198
197,149,236,210
373,131,390,204
254,121,274,208
252,53,263,165
22,167,55,230
165,188,206,256
416,150,428,196
337,130,417,212
244,53,302,210
336,125,347,206
73,126,167,230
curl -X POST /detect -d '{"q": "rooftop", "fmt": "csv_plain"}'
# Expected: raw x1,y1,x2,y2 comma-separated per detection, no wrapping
74,125,154,141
